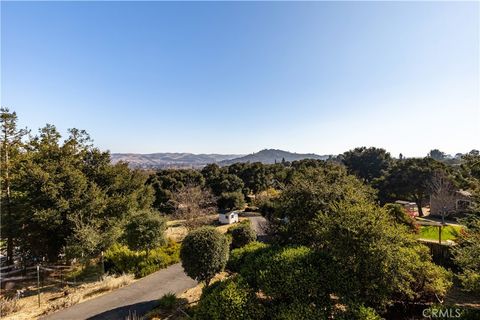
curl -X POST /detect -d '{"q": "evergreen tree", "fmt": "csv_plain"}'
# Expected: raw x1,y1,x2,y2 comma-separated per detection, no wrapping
0,107,28,264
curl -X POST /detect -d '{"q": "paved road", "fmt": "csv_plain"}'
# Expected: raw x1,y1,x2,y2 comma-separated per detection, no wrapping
244,213,269,241
42,264,197,320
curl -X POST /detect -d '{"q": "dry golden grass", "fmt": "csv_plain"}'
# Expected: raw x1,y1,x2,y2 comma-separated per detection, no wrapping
165,224,189,242
165,215,246,242
0,296,25,317
1,274,135,320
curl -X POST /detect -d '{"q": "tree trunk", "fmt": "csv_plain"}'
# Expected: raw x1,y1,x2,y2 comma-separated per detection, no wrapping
415,197,424,217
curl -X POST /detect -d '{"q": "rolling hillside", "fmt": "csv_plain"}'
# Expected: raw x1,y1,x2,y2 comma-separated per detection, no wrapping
110,153,242,169
218,149,330,165
111,149,330,169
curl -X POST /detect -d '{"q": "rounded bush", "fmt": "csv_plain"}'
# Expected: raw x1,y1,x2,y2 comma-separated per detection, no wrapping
194,276,264,320
180,227,229,285
229,222,256,249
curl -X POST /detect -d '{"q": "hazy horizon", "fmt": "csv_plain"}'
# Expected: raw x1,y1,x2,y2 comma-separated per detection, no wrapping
2,1,479,158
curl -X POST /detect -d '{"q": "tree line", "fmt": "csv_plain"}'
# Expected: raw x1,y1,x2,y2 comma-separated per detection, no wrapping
178,156,480,319
1,108,154,264
2,108,479,267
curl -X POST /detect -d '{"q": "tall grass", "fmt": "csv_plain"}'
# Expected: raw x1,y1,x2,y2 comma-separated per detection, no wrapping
0,296,24,317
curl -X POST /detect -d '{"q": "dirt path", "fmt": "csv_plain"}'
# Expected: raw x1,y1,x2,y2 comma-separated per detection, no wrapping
41,264,197,320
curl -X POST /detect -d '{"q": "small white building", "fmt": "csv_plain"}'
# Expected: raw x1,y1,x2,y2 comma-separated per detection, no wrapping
219,211,239,225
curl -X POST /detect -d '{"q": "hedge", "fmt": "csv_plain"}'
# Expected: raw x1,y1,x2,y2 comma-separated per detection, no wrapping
227,241,269,273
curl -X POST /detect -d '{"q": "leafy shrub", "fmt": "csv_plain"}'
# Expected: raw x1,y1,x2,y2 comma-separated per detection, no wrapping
180,227,229,285
194,276,264,320
336,305,383,320
217,191,245,211
270,301,328,320
453,215,480,294
384,203,419,233
157,292,177,311
227,241,269,272
104,243,140,275
393,245,452,302
236,244,277,290
255,246,332,307
228,220,256,249
457,269,480,293
105,240,180,278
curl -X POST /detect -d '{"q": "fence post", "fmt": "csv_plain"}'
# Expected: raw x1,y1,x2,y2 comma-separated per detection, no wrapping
101,251,105,277
438,225,442,244
37,265,41,307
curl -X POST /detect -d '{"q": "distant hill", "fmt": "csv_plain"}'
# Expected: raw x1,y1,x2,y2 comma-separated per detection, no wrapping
218,149,330,166
111,149,330,169
110,153,242,169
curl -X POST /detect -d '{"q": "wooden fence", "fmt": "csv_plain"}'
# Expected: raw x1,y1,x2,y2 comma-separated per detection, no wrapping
418,239,456,269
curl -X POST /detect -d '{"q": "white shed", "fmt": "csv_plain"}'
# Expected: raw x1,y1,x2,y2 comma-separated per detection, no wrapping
219,211,239,225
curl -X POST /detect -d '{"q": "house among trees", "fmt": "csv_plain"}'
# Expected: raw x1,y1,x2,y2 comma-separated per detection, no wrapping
430,189,472,218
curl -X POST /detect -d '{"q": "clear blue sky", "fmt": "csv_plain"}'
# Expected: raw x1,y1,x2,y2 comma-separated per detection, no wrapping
1,1,479,157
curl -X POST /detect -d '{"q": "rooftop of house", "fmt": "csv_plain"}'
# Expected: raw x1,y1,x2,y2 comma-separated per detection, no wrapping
395,200,416,205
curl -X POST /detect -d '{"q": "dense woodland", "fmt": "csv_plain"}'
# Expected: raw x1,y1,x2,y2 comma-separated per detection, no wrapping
1,108,480,318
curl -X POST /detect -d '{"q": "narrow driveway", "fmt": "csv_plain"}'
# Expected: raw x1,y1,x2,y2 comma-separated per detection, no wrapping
42,263,197,320
243,212,269,242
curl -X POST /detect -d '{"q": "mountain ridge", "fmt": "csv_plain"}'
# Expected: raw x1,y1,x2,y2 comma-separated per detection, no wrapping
111,149,330,169
218,149,330,166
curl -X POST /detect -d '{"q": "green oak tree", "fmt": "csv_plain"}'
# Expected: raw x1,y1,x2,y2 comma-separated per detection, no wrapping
124,209,167,257
376,157,445,216
342,147,392,183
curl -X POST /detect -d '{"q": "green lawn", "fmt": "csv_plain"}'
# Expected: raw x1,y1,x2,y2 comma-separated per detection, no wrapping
418,225,463,242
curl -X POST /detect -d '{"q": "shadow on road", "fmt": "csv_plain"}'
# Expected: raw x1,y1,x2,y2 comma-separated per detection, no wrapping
87,300,159,320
